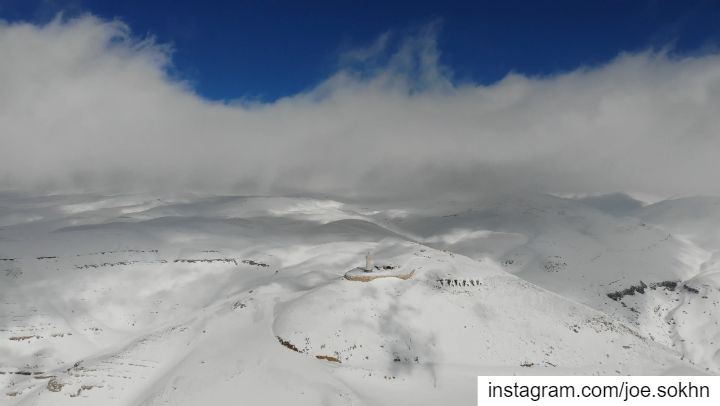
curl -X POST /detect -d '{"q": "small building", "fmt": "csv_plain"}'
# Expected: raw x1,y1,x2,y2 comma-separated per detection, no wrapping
344,252,414,282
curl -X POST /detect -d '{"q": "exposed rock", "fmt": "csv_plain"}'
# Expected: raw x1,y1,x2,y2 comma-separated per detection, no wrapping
47,378,63,392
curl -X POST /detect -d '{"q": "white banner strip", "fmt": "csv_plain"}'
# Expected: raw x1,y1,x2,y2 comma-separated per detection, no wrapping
478,376,719,405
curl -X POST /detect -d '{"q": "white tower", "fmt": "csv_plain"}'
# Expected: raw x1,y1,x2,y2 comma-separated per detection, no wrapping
365,252,374,272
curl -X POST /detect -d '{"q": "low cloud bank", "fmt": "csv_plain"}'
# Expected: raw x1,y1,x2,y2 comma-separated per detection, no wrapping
2,15,720,200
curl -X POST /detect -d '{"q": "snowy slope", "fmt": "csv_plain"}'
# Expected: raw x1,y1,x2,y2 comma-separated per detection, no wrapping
376,193,719,373
0,192,711,405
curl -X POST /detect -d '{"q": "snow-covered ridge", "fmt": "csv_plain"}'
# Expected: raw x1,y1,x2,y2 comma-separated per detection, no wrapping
0,193,716,405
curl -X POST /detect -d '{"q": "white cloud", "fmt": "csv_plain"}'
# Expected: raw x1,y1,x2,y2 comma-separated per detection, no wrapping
2,15,720,200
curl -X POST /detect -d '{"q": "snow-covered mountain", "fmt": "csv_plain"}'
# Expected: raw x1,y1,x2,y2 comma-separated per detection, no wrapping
0,192,716,405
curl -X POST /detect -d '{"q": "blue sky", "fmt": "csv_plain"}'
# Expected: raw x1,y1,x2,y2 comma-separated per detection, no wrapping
2,0,720,102
4,1,720,197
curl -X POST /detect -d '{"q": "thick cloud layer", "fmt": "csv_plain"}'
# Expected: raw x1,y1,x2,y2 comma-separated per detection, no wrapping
2,15,720,200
